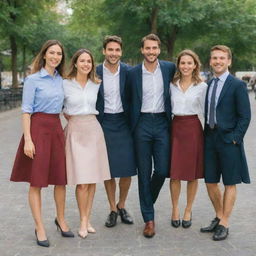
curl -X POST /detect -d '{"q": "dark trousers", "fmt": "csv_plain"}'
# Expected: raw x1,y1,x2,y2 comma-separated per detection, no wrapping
134,113,170,222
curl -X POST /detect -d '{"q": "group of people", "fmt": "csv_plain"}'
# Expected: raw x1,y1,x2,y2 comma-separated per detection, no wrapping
10,33,251,248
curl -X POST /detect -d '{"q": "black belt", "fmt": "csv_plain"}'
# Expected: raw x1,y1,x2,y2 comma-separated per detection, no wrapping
141,112,166,117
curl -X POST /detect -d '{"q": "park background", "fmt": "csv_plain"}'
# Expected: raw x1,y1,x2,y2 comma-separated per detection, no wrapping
0,1,256,256
0,0,256,89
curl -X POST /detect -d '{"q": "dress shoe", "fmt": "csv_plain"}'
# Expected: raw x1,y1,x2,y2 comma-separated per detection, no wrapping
200,217,220,232
78,229,88,239
35,230,50,247
171,219,181,228
212,225,229,241
105,211,118,227
55,218,74,237
182,212,192,228
117,204,133,224
143,221,155,238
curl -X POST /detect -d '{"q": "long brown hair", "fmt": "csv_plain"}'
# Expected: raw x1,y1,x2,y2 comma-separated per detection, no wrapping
66,49,100,84
31,40,65,76
173,49,202,85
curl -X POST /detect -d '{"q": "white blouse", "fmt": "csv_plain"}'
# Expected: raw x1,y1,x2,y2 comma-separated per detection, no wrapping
63,78,100,115
170,80,208,116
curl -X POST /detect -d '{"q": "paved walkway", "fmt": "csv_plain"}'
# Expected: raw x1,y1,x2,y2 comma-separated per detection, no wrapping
0,93,255,256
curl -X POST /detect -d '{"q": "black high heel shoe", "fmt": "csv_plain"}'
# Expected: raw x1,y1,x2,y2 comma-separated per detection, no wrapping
171,219,181,228
182,212,192,228
35,230,50,247
55,218,75,237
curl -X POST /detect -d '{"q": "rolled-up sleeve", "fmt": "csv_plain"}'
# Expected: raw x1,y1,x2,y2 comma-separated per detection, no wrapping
22,77,36,113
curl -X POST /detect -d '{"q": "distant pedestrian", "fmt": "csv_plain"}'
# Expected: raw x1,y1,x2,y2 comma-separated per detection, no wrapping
63,49,111,238
10,40,74,247
169,50,207,229
201,45,251,241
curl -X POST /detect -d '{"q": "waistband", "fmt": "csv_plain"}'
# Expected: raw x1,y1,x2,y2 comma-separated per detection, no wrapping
173,115,198,120
31,112,60,119
140,112,166,117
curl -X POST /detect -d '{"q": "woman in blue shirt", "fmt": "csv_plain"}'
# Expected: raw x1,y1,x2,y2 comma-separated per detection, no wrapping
10,40,74,247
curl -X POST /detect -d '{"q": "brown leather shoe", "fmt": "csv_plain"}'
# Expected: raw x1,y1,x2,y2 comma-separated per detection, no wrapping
143,221,155,238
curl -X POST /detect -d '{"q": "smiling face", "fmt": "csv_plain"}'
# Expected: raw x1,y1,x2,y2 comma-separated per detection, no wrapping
103,41,122,66
141,39,160,64
76,52,92,76
178,55,196,78
44,44,63,70
210,50,231,76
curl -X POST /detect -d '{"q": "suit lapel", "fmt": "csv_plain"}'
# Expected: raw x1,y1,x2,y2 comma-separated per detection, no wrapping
159,61,169,99
136,64,143,102
217,74,232,106
97,64,104,98
119,63,125,96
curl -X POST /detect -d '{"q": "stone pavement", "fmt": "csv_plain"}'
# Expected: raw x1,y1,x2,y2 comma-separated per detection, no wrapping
0,93,255,256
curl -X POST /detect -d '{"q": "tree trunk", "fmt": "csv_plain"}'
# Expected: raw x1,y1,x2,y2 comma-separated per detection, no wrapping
10,34,18,88
166,26,179,60
22,44,26,79
150,7,158,34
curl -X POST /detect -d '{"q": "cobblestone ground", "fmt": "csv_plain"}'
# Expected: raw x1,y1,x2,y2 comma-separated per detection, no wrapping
0,93,255,256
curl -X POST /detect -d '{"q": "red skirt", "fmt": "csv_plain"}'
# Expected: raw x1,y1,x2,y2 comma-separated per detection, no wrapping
169,115,204,181
10,113,67,187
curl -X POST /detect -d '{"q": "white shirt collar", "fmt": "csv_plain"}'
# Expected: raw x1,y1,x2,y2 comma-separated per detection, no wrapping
103,61,120,76
142,60,160,74
214,70,229,82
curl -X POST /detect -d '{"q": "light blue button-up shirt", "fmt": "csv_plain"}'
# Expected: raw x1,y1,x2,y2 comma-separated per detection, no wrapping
22,68,64,114
207,71,229,124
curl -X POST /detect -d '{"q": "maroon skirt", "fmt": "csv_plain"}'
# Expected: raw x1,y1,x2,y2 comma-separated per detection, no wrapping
10,113,67,187
169,115,204,181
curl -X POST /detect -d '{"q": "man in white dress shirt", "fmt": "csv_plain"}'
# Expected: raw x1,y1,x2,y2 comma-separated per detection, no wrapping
127,34,176,237
96,36,137,228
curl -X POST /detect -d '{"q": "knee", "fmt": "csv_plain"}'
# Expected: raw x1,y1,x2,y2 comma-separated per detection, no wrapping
77,184,88,191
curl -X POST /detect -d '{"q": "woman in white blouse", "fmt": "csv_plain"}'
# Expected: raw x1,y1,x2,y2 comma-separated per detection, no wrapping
63,49,110,238
169,49,207,229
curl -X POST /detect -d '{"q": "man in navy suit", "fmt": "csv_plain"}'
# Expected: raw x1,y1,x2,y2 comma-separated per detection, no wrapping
200,45,251,241
96,36,137,228
127,34,176,238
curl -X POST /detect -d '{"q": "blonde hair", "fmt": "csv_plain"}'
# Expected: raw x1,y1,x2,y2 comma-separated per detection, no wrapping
66,49,101,84
211,45,232,59
173,49,202,85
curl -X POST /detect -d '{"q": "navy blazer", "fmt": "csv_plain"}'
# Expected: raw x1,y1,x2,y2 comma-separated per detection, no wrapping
205,74,251,144
127,60,176,132
96,62,131,123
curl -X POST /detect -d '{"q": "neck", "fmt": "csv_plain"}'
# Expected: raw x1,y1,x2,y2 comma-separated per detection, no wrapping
180,75,192,84
76,73,88,87
44,66,55,76
104,61,119,74
144,60,158,73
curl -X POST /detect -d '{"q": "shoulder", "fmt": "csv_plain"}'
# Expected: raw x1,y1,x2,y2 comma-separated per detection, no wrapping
159,60,176,69
197,81,208,88
128,64,142,75
120,62,132,71
24,72,41,86
227,74,247,88
88,79,100,88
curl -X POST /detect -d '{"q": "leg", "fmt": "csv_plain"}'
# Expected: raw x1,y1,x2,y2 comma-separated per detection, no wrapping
117,177,131,209
183,180,198,220
28,186,46,240
104,178,117,212
54,185,69,231
206,183,223,219
169,179,181,220
86,184,96,232
76,184,89,233
151,117,170,203
220,185,236,227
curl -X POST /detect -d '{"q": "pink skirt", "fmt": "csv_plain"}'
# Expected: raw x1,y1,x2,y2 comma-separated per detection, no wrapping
169,115,204,181
10,113,67,187
65,115,111,185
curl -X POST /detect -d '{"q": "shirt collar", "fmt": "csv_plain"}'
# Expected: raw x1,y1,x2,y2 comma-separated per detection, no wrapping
214,71,229,83
142,60,160,74
40,68,59,78
103,61,120,76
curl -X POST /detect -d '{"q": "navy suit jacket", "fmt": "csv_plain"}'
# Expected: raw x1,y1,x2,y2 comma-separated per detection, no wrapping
96,62,131,123
127,60,176,132
205,74,251,144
